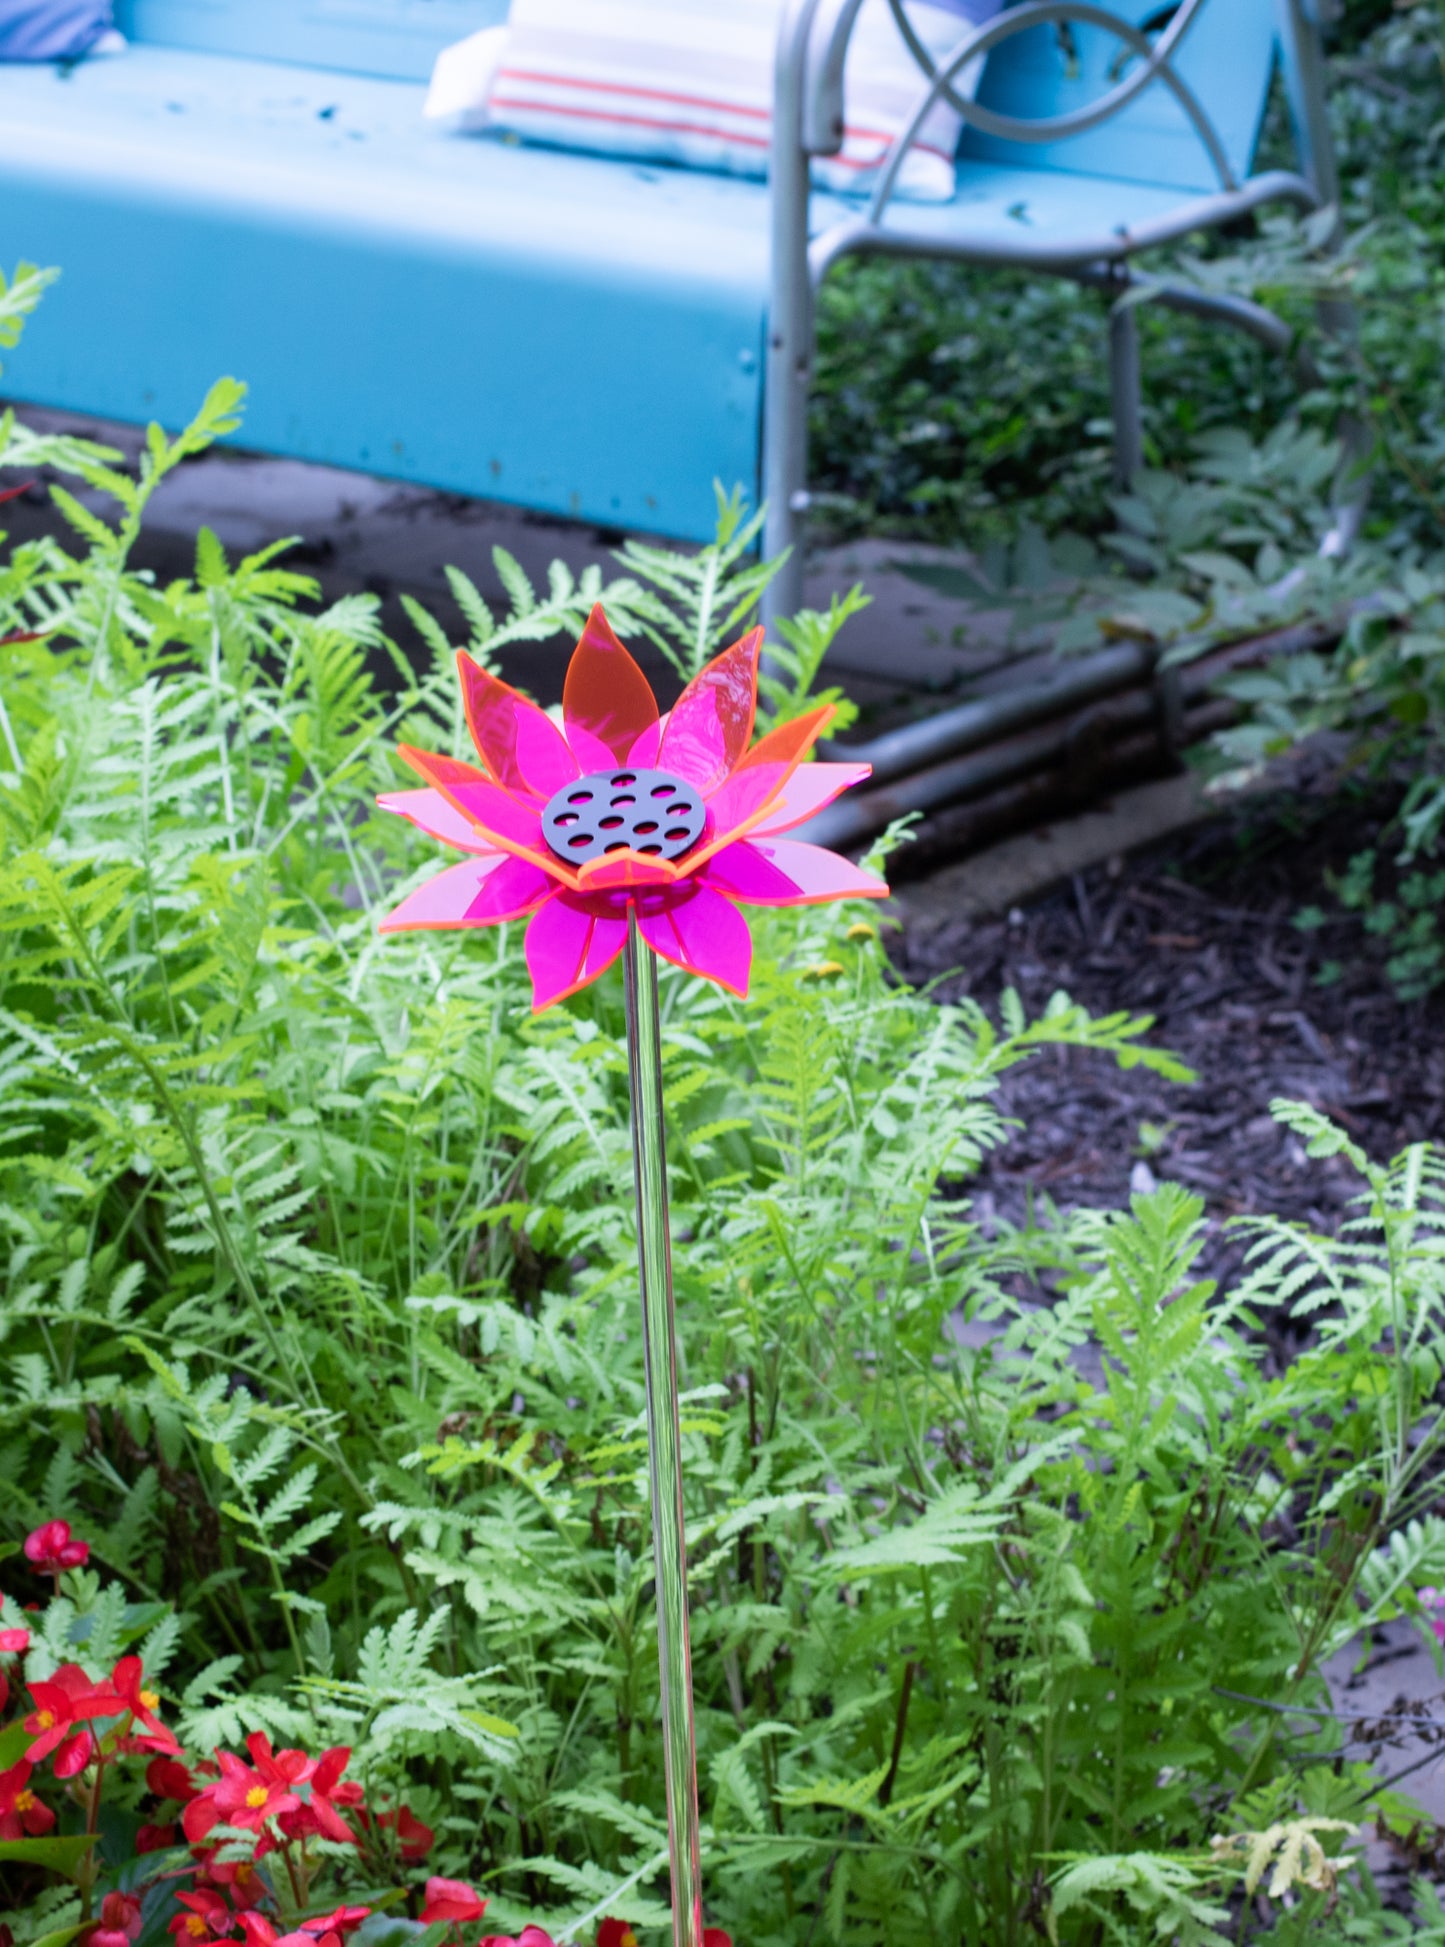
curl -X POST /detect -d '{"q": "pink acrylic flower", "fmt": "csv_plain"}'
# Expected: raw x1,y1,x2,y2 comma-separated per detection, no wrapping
378,606,886,1008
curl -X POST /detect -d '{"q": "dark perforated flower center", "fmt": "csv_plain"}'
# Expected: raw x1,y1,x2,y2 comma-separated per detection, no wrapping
542,767,706,865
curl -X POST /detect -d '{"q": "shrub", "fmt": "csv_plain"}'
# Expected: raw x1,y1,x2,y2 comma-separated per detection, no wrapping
3,346,1445,1944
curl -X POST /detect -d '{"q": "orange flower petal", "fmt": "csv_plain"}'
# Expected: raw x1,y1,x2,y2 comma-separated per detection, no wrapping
563,605,660,771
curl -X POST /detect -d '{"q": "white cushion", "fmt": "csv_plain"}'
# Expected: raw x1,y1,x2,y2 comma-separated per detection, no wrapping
426,0,1002,203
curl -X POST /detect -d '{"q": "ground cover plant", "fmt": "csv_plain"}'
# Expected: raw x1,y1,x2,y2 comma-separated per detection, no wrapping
5,323,1445,1946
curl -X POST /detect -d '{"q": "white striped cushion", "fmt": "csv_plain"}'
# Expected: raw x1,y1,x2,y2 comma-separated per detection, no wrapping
427,0,1001,203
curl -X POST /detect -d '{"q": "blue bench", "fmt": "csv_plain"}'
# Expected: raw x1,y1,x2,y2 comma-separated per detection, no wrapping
0,0,1338,602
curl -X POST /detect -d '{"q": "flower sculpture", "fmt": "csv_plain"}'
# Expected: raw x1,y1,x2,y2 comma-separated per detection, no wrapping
377,606,885,1005
381,604,883,1947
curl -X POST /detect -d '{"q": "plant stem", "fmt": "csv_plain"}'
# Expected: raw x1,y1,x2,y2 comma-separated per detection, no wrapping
623,912,704,1947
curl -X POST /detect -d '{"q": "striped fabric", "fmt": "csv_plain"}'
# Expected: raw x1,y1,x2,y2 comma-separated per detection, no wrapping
427,0,1002,203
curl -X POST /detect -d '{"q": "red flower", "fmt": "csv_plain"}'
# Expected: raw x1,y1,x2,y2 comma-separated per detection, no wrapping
87,1891,143,1947
0,1759,55,1839
478,1930,556,1947
304,1912,369,1941
185,1740,304,1843
112,1654,181,1753
24,1664,123,1771
137,1821,178,1853
148,1754,204,1803
597,1927,638,1947
362,1800,435,1860
169,1890,236,1944
705,1933,733,1947
237,1914,369,1947
201,1854,269,1910
23,1520,89,1574
0,1626,30,1654
276,1741,360,1845
421,1879,488,1925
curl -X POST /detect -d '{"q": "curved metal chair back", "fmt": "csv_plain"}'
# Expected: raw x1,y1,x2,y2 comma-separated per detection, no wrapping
957,0,1280,194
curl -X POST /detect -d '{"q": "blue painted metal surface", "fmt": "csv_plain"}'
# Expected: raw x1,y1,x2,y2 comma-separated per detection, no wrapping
961,0,1279,192
114,0,508,82
0,44,770,542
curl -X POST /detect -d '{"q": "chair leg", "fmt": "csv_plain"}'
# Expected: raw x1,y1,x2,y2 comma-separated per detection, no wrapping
1109,300,1144,490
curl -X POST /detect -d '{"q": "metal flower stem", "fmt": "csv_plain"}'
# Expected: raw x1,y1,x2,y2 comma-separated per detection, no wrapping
622,908,704,1947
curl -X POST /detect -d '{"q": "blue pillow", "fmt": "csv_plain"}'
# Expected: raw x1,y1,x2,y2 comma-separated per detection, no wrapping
0,2,114,60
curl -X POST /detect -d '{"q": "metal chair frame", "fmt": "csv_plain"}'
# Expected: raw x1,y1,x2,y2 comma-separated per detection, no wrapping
761,0,1348,630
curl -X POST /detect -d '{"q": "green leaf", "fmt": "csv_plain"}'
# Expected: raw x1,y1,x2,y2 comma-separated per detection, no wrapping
0,1831,99,1876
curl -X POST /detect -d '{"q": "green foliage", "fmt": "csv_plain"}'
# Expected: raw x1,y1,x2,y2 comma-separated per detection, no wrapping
4,356,1445,1942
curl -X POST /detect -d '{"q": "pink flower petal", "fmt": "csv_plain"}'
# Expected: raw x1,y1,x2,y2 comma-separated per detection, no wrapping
457,653,579,803
398,747,560,873
377,788,500,854
751,761,872,836
699,706,835,851
657,628,762,795
701,838,888,907
638,884,752,996
379,856,514,932
524,893,626,1010
563,606,660,771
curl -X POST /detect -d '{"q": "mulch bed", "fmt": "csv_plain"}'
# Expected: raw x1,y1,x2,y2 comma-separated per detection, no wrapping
890,769,1445,1329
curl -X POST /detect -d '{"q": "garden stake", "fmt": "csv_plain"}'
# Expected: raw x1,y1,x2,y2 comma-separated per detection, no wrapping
623,909,703,1947
378,602,887,1943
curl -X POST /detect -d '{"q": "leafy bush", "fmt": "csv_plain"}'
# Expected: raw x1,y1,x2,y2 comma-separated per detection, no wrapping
4,343,1445,1946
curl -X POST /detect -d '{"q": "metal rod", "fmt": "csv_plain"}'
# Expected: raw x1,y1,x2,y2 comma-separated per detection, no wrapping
804,614,1343,851
622,912,704,1947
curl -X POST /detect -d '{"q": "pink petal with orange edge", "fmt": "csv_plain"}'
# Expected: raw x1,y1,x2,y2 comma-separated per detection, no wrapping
577,851,680,893
564,605,660,770
377,788,499,854
581,911,629,985
701,838,888,907
525,894,591,1008
379,856,551,933
750,761,872,836
698,705,835,849
638,884,752,996
657,627,763,795
457,653,578,802
399,746,559,872
523,892,627,1010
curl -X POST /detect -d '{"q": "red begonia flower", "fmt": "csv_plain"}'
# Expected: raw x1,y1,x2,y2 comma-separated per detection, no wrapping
705,1932,732,1947
378,606,886,1009
597,1924,638,1947
136,1820,178,1852
0,1627,30,1654
111,1655,181,1753
420,1878,487,1924
201,1854,269,1910
362,1800,434,1860
276,1741,360,1845
478,1930,556,1947
23,1520,90,1574
169,1889,236,1943
0,1759,55,1839
87,1890,143,1947
303,1911,369,1940
148,1754,204,1803
184,1743,302,1842
24,1663,123,1765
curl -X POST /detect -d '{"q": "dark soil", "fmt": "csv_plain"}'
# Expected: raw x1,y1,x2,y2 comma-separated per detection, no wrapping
891,769,1445,1317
